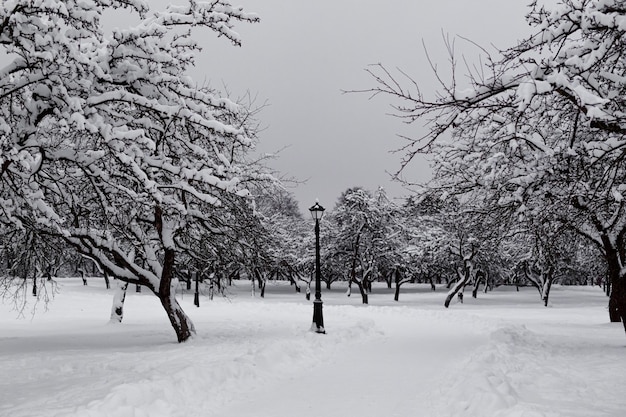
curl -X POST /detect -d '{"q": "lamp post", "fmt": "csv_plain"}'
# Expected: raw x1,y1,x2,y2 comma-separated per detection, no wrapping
309,201,325,334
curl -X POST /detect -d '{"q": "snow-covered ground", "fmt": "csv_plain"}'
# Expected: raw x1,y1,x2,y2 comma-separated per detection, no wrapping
1,279,624,417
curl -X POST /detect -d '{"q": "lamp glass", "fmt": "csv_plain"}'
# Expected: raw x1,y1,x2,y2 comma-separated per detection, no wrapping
309,202,325,221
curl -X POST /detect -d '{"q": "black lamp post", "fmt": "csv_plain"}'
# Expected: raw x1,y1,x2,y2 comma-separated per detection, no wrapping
309,201,325,334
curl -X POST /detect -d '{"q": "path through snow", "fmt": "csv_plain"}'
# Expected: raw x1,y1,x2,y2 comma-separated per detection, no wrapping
219,307,488,417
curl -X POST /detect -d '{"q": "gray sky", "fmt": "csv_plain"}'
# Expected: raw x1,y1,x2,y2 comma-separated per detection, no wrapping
193,0,532,211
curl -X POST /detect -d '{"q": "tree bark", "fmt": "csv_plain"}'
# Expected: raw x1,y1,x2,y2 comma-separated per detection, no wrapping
608,272,625,326
260,278,266,298
109,280,128,323
472,271,485,298
159,292,195,342
394,282,401,301
194,272,200,307
445,266,471,308
357,281,368,304
290,274,301,292
32,270,37,297
542,277,553,307
159,248,195,342
103,270,110,290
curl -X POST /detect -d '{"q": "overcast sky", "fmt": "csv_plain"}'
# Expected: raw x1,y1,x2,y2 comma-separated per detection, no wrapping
191,0,533,211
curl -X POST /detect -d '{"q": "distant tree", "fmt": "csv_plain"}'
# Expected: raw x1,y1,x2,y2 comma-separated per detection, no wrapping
253,187,309,293
326,187,402,304
398,193,453,299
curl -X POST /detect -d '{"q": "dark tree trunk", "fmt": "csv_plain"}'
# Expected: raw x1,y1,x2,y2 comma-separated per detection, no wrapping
103,270,110,290
215,272,222,294
472,271,485,298
356,280,368,304
254,269,266,298
394,270,404,301
159,248,195,343
186,271,192,291
609,277,626,332
159,292,195,342
609,279,624,324
194,272,200,307
32,270,37,297
600,236,625,330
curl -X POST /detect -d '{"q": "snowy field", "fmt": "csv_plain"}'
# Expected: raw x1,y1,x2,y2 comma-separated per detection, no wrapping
1,279,625,417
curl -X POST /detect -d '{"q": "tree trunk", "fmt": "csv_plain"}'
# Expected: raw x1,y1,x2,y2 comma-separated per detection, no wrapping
260,279,266,298
256,269,265,297
103,271,110,290
159,292,195,342
472,270,487,298
608,276,625,327
445,267,471,308
109,280,128,323
194,272,200,307
186,271,192,291
394,270,404,301
394,281,401,302
600,236,624,327
542,276,553,307
363,278,371,294
290,274,301,292
32,270,37,297
357,281,368,304
428,275,436,291
159,248,195,342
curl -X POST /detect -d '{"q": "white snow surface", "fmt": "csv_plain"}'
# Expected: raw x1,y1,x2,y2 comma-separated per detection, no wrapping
1,280,624,417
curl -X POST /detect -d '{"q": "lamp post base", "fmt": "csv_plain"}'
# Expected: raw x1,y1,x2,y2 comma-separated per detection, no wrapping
312,299,325,334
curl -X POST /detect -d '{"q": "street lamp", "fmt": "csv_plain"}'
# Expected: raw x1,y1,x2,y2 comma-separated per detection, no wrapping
309,201,325,334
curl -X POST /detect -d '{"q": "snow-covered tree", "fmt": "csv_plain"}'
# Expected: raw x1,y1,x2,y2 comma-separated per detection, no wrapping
397,193,453,299
0,0,264,342
253,187,309,293
365,0,626,332
326,187,403,304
